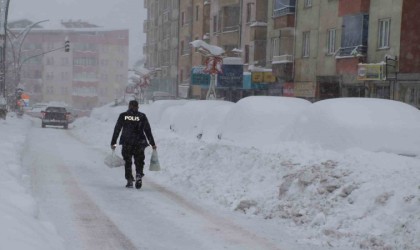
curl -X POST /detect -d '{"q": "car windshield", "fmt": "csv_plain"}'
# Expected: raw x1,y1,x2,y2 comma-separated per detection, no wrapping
46,107,66,113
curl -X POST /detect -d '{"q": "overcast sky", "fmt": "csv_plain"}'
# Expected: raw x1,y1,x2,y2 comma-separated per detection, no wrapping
8,0,147,67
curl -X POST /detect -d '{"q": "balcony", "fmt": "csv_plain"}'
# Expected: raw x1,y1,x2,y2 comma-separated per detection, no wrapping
336,45,367,58
273,7,296,18
272,54,294,64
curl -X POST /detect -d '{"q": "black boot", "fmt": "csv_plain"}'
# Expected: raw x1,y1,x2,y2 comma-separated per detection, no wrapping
126,179,133,188
135,174,143,189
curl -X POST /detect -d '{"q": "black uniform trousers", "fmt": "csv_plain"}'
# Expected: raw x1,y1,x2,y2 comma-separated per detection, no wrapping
121,145,145,181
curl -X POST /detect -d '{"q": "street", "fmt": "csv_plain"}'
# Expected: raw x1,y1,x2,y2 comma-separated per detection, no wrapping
22,118,288,250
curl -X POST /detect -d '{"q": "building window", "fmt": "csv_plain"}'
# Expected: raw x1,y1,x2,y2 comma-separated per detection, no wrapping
181,11,185,26
180,40,184,55
245,45,249,64
195,5,199,21
378,18,391,49
222,5,240,32
327,29,336,55
302,31,310,57
213,15,218,33
304,0,312,8
246,3,252,23
271,38,280,57
273,0,296,18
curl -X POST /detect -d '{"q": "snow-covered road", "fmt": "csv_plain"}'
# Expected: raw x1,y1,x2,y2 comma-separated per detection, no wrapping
22,119,289,250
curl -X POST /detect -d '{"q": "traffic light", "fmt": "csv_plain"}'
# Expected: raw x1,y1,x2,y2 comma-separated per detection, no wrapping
64,40,70,52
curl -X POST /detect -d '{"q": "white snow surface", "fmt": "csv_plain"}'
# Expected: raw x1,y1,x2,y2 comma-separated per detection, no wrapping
190,40,225,56
1,96,420,250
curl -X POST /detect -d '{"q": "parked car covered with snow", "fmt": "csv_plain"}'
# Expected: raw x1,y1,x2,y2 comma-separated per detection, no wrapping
288,98,420,156
219,96,312,146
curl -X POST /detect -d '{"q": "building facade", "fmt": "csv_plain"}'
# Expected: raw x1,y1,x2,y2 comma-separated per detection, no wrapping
266,0,296,86
11,20,128,110
395,0,419,107
142,0,420,108
209,0,241,56
144,0,179,99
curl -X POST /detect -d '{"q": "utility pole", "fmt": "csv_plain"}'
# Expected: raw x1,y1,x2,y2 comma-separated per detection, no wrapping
0,0,10,100
0,0,10,118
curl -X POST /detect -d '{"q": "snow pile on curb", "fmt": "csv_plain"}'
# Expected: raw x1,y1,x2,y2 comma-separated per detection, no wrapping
72,98,420,249
288,98,420,156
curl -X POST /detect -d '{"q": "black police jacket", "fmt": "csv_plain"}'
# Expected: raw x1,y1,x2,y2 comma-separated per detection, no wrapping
111,109,156,147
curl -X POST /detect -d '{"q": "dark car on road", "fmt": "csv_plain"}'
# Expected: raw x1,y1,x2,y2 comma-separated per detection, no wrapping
41,106,73,129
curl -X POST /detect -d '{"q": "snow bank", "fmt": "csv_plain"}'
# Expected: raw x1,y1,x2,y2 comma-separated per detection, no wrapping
288,98,420,155
0,116,64,250
70,97,420,249
219,96,312,146
143,100,189,125
158,100,234,140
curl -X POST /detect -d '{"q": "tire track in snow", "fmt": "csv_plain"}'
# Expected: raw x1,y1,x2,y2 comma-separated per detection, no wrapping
57,164,137,250
147,181,282,250
66,125,283,249
25,121,136,250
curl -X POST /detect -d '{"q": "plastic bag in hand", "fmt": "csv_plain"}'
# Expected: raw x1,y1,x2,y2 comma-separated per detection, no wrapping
149,149,161,171
104,151,125,168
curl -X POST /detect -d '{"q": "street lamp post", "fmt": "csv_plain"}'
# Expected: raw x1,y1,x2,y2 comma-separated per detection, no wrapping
6,20,49,95
0,0,10,118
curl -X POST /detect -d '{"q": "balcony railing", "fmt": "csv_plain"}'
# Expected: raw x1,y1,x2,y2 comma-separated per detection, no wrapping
222,25,239,33
272,54,294,64
336,45,367,58
273,7,296,18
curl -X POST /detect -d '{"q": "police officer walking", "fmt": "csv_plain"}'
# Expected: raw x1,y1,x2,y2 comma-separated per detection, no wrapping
111,100,157,189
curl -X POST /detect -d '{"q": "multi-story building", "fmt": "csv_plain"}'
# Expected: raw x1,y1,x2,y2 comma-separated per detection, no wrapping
209,0,241,56
293,0,369,101
143,0,179,98
363,0,402,100
142,0,420,108
266,0,296,98
393,0,419,107
182,0,208,99
241,0,268,71
266,0,295,84
10,19,128,110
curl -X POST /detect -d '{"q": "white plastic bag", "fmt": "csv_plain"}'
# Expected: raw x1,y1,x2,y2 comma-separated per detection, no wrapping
149,149,161,171
104,150,125,168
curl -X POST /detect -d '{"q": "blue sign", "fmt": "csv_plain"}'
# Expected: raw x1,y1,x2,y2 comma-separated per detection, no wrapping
191,66,210,86
218,65,243,88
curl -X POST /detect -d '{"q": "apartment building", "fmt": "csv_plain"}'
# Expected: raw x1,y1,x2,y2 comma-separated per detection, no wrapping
395,0,420,107
11,19,128,110
142,0,420,108
266,0,295,85
293,0,370,101
241,0,268,70
209,0,241,56
362,0,402,100
178,0,207,98
143,0,179,98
